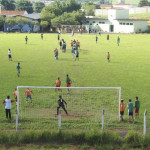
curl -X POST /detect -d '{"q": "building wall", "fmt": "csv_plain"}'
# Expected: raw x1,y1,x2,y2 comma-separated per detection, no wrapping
134,21,148,32
84,17,148,33
95,7,150,16
108,9,129,20
84,19,110,32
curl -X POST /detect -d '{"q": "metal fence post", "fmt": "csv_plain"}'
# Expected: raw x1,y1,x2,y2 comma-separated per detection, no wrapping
102,109,104,131
58,109,61,129
144,110,147,135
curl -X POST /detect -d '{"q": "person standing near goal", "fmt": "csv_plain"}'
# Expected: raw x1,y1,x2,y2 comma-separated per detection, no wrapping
120,99,125,121
127,99,135,123
55,77,62,92
135,96,140,120
57,95,68,115
66,74,71,93
25,88,33,103
3,96,14,119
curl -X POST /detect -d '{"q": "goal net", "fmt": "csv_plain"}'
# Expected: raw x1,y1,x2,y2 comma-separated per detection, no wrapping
61,25,89,33
16,86,121,132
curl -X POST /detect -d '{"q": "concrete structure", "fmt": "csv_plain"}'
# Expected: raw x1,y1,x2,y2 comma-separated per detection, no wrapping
113,4,137,9
83,9,148,33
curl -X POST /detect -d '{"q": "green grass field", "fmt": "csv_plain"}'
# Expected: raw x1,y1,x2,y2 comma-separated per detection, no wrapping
0,33,150,133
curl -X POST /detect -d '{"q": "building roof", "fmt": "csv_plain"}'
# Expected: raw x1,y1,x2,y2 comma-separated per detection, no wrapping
1,10,27,15
114,3,137,6
22,13,40,20
86,16,107,20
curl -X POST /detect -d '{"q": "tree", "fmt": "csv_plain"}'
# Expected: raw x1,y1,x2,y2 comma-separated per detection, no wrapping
0,15,4,27
0,0,15,10
51,11,84,27
33,2,45,13
40,21,49,31
15,0,33,14
5,17,16,26
138,0,149,7
16,17,29,28
82,1,96,16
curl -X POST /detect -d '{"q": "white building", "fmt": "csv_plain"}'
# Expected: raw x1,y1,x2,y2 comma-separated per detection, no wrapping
83,9,148,33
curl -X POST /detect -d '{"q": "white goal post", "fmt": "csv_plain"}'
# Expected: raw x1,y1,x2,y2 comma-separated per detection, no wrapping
16,86,121,132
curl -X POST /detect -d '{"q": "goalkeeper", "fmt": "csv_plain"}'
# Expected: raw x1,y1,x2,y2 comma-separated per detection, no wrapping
57,95,68,115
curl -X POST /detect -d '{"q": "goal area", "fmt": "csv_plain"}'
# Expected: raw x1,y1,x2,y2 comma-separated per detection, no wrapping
16,86,121,132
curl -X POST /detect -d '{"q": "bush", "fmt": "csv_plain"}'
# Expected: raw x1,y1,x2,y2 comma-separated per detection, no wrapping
124,131,143,148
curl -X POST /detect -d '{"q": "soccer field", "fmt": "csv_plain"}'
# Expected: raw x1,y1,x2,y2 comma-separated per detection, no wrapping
0,33,150,132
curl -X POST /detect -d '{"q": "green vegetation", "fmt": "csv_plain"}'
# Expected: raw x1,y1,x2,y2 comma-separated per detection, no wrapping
0,130,150,149
130,13,150,19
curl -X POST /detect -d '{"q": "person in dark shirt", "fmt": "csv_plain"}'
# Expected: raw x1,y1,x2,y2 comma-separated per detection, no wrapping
57,95,68,115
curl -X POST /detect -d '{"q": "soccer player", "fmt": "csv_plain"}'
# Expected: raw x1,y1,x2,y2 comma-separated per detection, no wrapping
13,88,17,101
58,34,60,41
3,96,14,119
62,41,66,53
8,49,12,61
54,48,58,60
41,33,43,40
96,35,98,43
120,99,125,121
127,99,135,123
71,40,73,48
107,34,109,40
66,74,71,93
59,40,62,50
77,40,80,49
16,62,21,77
107,52,110,62
25,36,28,44
75,49,79,61
25,88,33,103
57,95,68,115
117,36,120,46
71,47,75,59
135,96,140,119
55,77,62,92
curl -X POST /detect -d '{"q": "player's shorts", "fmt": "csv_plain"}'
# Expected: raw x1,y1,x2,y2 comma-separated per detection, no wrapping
17,69,20,73
56,84,60,87
135,109,139,113
129,112,133,116
67,83,71,87
8,55,11,58
26,95,32,100
120,111,124,115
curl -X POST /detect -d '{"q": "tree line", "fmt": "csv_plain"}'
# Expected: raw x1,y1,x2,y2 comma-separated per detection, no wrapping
0,0,45,13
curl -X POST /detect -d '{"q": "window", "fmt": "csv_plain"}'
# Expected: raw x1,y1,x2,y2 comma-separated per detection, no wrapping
123,23,125,25
130,23,133,25
90,23,92,25
86,21,89,23
99,22,101,24
120,23,122,25
126,23,129,25
102,22,105,24
93,21,95,23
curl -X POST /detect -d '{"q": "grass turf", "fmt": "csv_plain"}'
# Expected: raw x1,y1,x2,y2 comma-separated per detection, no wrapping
0,33,150,132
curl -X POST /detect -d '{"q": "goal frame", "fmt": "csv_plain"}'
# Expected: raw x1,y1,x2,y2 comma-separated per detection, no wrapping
16,86,121,132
